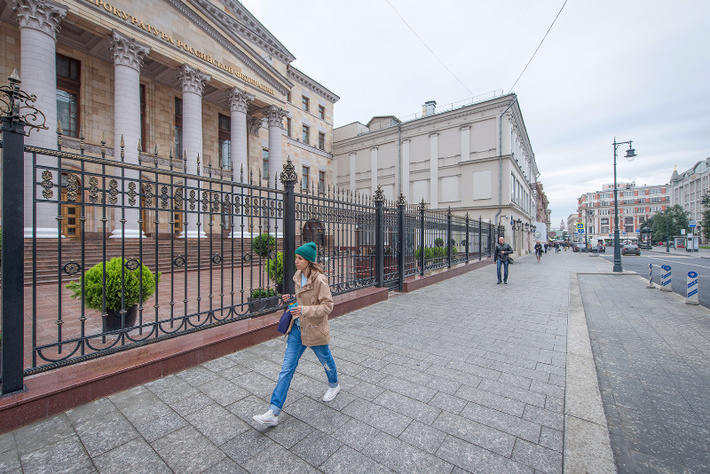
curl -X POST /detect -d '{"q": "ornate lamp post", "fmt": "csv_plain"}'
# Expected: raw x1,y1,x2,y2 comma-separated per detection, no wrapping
613,138,637,272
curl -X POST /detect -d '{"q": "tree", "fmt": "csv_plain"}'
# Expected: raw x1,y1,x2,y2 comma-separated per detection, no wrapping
701,192,710,241
651,205,689,243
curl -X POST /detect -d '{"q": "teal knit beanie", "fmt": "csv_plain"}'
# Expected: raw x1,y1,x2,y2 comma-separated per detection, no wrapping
295,242,317,263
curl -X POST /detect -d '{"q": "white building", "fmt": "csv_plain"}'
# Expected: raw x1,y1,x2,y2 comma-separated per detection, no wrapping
333,94,540,256
670,159,710,242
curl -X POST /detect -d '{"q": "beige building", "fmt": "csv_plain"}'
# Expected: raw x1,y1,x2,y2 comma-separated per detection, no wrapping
670,159,710,242
333,94,539,256
0,0,337,238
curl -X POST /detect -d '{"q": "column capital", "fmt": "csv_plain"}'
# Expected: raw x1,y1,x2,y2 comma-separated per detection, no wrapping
228,87,254,114
265,105,287,128
178,64,210,95
247,115,264,135
109,30,150,71
12,0,67,39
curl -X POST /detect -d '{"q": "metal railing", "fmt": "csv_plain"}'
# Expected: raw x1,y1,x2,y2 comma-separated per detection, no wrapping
0,75,496,393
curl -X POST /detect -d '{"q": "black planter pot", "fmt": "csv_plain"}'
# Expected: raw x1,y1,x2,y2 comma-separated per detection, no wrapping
103,305,139,333
247,295,281,314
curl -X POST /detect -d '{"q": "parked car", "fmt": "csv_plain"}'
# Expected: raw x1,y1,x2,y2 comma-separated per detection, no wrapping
621,243,641,256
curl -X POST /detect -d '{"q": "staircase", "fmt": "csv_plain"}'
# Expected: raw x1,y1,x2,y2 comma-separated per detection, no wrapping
23,238,277,285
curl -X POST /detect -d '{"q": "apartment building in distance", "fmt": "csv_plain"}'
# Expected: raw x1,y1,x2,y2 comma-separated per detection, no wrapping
577,181,669,244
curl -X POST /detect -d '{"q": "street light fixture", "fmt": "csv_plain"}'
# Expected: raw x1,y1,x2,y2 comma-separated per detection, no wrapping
613,138,637,272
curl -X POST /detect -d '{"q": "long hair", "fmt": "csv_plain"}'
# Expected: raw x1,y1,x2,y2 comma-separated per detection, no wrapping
305,261,324,277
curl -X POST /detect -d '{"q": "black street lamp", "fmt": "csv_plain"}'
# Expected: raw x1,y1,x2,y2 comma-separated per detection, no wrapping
613,138,637,272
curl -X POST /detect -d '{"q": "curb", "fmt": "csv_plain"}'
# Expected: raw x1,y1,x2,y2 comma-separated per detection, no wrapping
564,272,617,473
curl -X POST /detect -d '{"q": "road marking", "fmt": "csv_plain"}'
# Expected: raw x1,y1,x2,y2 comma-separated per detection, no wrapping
646,256,710,270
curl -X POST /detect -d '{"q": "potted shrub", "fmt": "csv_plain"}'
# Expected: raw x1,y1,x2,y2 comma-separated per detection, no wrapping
247,287,281,313
66,257,159,333
266,251,284,294
252,233,276,257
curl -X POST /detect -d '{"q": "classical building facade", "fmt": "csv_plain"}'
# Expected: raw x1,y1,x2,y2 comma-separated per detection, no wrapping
0,0,338,238
576,181,669,244
670,159,710,242
332,94,539,256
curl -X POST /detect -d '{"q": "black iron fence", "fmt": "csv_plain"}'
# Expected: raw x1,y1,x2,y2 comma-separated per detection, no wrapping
0,77,495,394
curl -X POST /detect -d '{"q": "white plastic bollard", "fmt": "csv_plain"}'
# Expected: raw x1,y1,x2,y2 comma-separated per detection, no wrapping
686,271,699,305
646,264,655,289
660,264,672,292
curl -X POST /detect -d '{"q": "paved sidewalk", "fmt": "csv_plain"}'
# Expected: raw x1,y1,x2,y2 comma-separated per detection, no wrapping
1,252,608,473
580,273,710,472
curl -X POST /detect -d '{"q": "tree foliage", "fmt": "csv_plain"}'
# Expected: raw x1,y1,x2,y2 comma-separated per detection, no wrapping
651,205,689,243
66,258,159,312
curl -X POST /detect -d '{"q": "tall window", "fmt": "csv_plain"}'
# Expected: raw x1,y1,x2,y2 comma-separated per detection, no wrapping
286,91,291,103
174,98,183,158
301,96,309,112
318,105,325,120
302,165,310,190
302,125,310,144
140,84,147,151
286,117,292,137
319,170,326,194
318,132,325,150
218,113,231,169
56,54,80,137
262,148,269,179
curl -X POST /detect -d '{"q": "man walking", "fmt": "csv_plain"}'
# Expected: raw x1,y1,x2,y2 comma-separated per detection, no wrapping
494,236,514,284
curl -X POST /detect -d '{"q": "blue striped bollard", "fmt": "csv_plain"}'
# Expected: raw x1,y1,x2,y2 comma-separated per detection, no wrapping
660,264,672,292
646,264,655,289
687,271,699,305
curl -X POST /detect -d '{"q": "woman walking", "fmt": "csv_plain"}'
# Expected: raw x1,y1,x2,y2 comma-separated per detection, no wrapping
253,242,340,427
535,241,543,262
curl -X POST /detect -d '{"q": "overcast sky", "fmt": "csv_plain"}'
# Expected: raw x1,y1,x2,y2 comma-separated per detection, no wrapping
241,0,710,229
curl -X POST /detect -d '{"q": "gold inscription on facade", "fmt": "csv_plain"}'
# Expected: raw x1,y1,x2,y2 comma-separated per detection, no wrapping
83,0,275,95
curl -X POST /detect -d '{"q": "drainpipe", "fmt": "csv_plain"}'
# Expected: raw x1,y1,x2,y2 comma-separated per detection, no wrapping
397,119,402,195
494,95,518,232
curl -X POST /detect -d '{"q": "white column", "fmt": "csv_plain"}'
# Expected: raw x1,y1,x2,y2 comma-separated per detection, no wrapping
349,152,356,192
460,125,470,162
109,30,150,239
370,147,378,195
430,133,439,208
178,63,210,238
402,139,410,201
265,105,287,181
228,87,253,180
14,0,67,238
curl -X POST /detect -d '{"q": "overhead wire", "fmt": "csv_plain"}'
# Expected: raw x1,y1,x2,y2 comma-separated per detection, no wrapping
508,0,569,93
383,0,474,96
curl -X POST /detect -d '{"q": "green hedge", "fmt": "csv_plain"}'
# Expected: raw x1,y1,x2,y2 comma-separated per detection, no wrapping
66,257,160,312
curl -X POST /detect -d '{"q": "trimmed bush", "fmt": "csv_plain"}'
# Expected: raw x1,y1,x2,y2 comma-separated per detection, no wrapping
252,233,276,257
66,257,160,313
266,251,284,285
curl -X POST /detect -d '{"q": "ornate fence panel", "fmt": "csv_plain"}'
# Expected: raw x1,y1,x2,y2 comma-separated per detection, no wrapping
0,76,501,388
294,185,377,296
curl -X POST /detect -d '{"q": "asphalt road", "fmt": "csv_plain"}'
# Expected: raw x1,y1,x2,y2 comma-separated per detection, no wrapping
596,250,710,308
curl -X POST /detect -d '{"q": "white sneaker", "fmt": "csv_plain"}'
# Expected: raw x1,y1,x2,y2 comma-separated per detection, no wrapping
323,384,341,402
253,409,279,427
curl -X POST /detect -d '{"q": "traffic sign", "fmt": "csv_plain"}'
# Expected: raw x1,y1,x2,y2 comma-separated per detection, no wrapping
576,223,585,230
689,220,697,228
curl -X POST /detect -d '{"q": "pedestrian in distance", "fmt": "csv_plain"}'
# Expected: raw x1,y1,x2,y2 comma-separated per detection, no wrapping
535,241,543,262
494,236,514,284
253,242,340,428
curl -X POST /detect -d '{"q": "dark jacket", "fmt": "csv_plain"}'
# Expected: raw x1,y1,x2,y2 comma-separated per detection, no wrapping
494,243,514,262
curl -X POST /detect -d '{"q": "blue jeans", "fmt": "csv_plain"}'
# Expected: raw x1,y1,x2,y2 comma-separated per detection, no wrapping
270,319,338,415
496,259,509,282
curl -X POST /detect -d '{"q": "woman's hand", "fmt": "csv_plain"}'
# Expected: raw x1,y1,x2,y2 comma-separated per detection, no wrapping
290,305,302,317
281,294,292,303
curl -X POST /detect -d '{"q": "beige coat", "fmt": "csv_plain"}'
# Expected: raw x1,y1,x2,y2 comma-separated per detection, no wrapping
286,269,334,346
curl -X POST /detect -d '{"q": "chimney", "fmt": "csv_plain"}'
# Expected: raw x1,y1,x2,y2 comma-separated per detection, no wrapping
422,100,437,116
